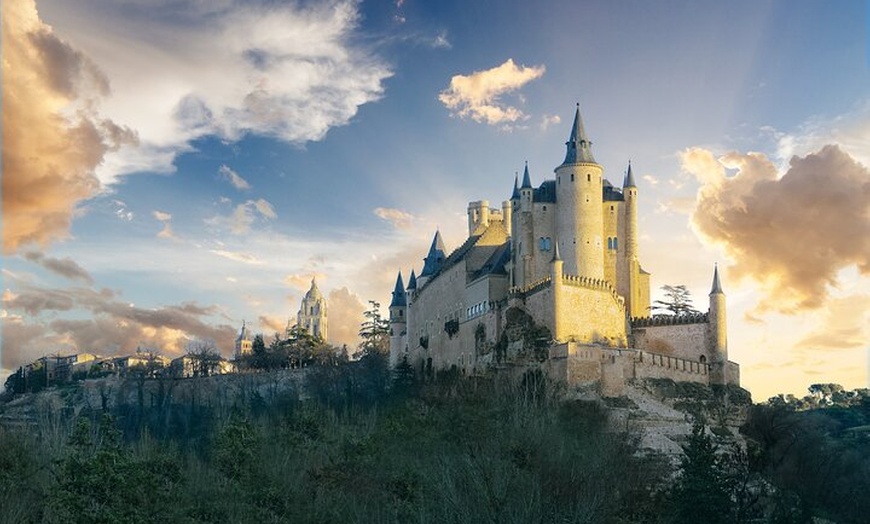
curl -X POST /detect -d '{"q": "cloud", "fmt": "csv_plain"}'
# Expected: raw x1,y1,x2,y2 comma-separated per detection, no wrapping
327,287,366,349
795,294,870,352
38,0,392,184
284,273,328,292
2,283,236,368
208,198,278,234
374,207,415,229
218,164,251,190
1,0,137,253
683,145,870,313
438,59,546,125
210,249,262,265
113,200,135,221
258,315,286,335
152,210,178,240
539,114,561,131
642,175,660,186
22,251,94,284
432,31,451,49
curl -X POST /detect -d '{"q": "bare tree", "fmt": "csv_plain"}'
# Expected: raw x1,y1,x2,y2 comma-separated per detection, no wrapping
185,339,222,377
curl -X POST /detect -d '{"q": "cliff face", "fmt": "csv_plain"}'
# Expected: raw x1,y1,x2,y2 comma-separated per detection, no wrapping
0,370,309,431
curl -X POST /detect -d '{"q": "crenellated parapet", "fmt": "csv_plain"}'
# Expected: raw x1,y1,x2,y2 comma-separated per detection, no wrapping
630,312,709,328
508,276,552,298
559,273,624,309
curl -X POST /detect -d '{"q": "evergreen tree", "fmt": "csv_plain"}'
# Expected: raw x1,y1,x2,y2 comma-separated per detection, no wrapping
653,284,700,316
358,300,390,357
668,422,732,524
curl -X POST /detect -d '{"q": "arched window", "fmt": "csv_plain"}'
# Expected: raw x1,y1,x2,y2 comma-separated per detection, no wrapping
613,237,618,250
699,355,707,364
587,174,591,182
571,174,575,182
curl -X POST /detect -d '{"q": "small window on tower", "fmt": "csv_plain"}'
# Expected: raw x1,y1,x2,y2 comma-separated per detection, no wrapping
587,174,591,182
571,174,575,182
613,238,618,251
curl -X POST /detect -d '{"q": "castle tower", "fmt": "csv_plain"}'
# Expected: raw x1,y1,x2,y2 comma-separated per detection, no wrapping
234,320,253,359
517,162,536,286
554,104,605,279
417,230,447,288
294,278,328,341
467,200,491,235
708,265,728,385
622,162,644,318
389,271,407,367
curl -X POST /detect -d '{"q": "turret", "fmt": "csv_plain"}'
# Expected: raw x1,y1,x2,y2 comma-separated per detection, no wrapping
519,162,533,212
417,231,447,288
234,320,253,358
501,200,512,237
389,271,407,367
708,265,728,385
295,278,328,341
554,104,605,279
623,161,638,261
550,242,564,340
406,269,417,292
467,200,491,235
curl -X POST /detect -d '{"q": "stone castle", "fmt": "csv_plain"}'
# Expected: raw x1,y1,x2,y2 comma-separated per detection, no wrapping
388,105,739,394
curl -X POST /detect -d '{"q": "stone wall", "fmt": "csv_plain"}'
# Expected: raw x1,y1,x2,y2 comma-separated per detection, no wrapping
632,321,712,361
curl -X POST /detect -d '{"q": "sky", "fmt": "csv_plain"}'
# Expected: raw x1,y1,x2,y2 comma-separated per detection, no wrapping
2,0,868,401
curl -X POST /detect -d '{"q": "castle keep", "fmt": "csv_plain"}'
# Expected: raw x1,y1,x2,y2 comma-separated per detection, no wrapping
389,105,739,392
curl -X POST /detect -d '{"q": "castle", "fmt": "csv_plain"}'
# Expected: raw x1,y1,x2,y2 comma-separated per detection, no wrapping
388,105,739,394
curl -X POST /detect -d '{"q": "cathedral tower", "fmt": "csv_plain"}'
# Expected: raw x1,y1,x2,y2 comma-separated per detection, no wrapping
293,278,328,341
554,104,605,279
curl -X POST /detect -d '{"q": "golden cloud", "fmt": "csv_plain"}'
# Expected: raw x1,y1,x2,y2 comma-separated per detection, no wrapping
438,59,545,125
684,145,870,313
326,287,366,349
1,0,136,253
374,207,415,229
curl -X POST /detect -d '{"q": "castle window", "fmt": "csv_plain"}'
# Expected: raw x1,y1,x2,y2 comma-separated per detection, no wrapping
542,205,547,211
570,174,574,182
699,355,707,365
607,238,613,250
610,205,614,211
613,237,618,250
587,174,591,182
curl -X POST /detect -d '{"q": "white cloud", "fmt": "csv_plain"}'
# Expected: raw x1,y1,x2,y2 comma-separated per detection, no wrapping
37,0,393,184
152,210,178,240
438,59,546,125
374,207,415,229
210,249,262,265
208,198,277,234
539,114,561,131
218,165,251,190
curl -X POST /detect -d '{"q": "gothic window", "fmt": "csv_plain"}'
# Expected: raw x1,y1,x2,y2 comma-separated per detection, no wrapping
607,238,613,250
699,355,707,364
613,237,618,250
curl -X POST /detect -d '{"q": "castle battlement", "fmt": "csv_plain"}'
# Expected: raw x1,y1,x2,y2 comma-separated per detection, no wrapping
630,312,709,328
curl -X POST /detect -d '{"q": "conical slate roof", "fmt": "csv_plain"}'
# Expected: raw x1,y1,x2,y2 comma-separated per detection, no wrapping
420,230,447,277
562,104,596,165
710,265,724,295
520,162,532,189
390,271,406,307
623,161,636,188
407,269,417,290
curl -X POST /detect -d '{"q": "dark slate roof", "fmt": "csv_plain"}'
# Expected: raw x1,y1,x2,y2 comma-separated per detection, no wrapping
533,180,557,203
561,104,597,165
406,270,417,290
390,272,406,307
511,174,520,200
471,241,511,280
420,231,447,277
710,265,723,295
603,181,625,202
623,161,637,188
520,162,532,189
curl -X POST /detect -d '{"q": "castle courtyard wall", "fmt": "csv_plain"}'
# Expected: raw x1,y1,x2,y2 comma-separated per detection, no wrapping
632,322,711,361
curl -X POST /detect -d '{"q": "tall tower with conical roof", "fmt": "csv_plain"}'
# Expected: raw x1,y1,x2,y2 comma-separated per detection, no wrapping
555,104,605,279
389,271,407,367
293,278,328,341
708,265,729,385
234,320,253,359
417,230,447,288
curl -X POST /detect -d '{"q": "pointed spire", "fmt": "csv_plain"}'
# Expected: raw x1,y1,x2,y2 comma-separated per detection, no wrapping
623,160,636,188
551,240,562,263
710,264,724,295
511,173,520,200
407,269,417,290
390,271,406,307
420,230,447,277
520,161,532,189
562,103,596,165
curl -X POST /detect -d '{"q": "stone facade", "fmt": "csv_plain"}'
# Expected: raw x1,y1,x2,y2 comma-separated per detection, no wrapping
389,105,739,390
290,279,328,342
